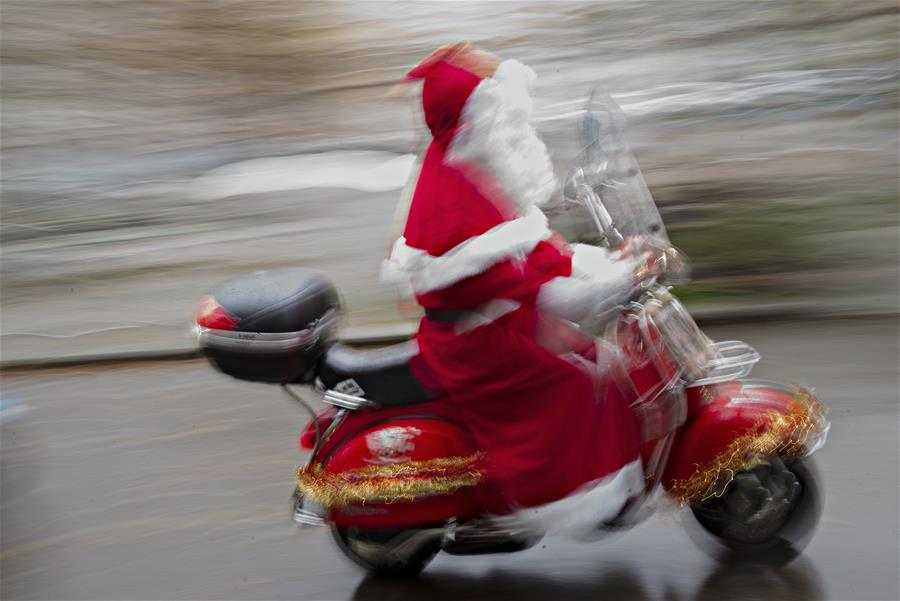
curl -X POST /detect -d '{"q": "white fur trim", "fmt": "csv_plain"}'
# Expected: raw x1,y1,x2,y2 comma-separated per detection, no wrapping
382,205,550,294
537,244,635,327
447,59,558,214
492,458,644,538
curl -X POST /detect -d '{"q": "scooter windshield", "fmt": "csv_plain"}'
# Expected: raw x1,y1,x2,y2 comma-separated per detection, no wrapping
571,88,668,244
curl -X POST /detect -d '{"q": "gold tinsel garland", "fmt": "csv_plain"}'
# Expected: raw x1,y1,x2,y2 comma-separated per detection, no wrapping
296,453,485,508
670,386,827,504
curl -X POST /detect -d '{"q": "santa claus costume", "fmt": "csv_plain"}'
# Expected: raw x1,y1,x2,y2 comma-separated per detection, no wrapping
384,47,644,534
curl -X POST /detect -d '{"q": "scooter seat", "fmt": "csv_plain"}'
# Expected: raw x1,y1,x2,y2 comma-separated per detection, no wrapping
317,341,433,407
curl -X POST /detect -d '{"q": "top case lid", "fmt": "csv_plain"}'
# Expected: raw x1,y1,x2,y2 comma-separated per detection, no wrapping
211,268,340,333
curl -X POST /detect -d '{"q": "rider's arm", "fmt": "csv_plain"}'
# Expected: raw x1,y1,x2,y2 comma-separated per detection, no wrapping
412,238,573,309
536,243,639,325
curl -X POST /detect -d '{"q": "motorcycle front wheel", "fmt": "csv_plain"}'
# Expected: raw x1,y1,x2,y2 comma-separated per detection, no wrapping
330,525,442,577
687,455,823,563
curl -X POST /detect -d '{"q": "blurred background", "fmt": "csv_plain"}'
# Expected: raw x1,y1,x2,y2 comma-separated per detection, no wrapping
1,0,897,361
2,3,899,601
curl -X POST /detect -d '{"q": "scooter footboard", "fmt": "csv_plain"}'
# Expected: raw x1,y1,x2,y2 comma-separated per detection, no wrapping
297,416,484,529
663,380,828,503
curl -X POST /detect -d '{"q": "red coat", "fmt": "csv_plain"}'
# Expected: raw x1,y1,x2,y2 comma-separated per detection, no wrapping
387,55,641,521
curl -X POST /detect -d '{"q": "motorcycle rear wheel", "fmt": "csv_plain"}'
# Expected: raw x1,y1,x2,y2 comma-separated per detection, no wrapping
688,455,822,563
330,525,442,577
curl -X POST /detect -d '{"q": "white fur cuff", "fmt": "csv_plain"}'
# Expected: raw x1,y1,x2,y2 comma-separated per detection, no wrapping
536,244,635,327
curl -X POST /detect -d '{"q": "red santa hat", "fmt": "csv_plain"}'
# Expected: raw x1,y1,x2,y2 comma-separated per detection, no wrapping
384,49,560,297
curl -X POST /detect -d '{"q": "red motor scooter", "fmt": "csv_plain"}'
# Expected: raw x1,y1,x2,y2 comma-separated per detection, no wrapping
194,90,829,576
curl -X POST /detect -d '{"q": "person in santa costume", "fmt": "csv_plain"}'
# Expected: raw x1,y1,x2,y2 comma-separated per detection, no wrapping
384,43,648,534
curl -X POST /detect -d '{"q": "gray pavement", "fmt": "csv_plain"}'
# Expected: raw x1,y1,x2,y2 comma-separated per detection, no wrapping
2,317,898,601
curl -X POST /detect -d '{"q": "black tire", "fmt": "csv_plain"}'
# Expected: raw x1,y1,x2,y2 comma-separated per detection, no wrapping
330,525,441,578
688,455,823,563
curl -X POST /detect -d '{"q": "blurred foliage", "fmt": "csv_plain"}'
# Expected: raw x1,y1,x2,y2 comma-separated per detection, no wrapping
672,283,791,305
670,200,819,276
669,192,898,276
665,190,898,303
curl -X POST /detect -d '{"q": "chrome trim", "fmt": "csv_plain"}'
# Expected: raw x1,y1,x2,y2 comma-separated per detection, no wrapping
197,326,315,353
323,389,373,411
292,488,328,527
725,379,802,405
690,340,761,386
293,507,325,527
736,378,795,393
652,290,717,382
638,299,687,381
196,309,338,354
632,288,761,387
306,408,349,467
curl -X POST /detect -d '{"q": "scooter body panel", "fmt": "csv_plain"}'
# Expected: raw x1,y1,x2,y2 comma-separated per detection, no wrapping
310,413,483,529
663,380,824,495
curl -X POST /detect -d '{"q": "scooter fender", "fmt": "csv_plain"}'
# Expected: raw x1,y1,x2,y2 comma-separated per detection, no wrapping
663,379,828,502
304,416,483,529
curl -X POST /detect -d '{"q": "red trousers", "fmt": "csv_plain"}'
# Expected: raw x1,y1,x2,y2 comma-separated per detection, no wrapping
411,305,641,513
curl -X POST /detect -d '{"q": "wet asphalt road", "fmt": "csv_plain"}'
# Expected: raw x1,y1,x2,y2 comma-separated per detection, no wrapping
2,317,898,601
